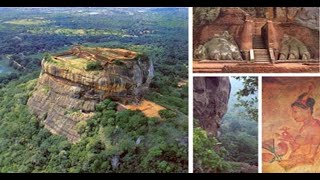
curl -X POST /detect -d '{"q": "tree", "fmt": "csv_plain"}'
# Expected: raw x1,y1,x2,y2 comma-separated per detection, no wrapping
234,76,258,121
44,53,53,62
229,121,241,132
86,62,103,71
194,127,230,173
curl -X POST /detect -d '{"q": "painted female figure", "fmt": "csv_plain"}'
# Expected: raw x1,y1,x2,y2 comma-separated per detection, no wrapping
278,85,320,170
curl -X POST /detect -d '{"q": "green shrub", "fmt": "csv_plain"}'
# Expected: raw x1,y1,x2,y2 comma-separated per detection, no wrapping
107,102,117,110
194,127,231,173
135,53,148,62
95,99,112,111
76,121,87,134
159,109,177,119
44,53,54,62
86,61,103,71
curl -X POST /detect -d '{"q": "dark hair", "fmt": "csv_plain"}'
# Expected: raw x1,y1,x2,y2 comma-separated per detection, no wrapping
291,93,316,114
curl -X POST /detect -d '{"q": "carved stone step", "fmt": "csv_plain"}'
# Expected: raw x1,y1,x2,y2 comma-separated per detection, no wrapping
254,48,270,61
255,52,269,55
255,58,270,60
255,59,270,61
253,35,266,49
254,49,268,53
255,55,269,57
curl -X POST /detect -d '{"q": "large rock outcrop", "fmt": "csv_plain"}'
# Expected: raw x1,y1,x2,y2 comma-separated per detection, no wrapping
193,7,247,48
27,46,153,142
193,77,231,136
278,35,311,60
193,31,243,60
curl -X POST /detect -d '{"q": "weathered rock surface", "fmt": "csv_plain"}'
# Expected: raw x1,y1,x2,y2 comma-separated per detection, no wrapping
193,7,221,27
294,7,319,31
275,23,319,60
279,35,311,60
193,7,249,48
27,46,153,142
193,77,231,136
194,31,243,60
239,7,319,30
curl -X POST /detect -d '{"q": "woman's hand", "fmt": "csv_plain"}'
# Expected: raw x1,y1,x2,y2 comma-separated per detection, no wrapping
278,160,295,171
279,127,294,142
279,156,314,171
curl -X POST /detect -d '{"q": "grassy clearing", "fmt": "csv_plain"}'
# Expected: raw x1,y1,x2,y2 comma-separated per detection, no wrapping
52,56,89,70
27,27,127,36
4,19,50,25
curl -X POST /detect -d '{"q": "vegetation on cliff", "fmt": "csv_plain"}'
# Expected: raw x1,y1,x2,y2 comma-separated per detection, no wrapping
85,61,103,71
194,127,230,173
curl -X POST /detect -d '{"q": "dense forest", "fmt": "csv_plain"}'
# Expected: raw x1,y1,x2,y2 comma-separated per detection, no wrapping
0,8,188,172
194,77,258,173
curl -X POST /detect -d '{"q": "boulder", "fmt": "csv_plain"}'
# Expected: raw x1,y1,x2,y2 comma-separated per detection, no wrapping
279,35,311,60
193,77,231,136
194,31,242,60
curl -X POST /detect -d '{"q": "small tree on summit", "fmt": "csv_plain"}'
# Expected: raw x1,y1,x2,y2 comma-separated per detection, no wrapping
86,61,103,71
44,53,53,62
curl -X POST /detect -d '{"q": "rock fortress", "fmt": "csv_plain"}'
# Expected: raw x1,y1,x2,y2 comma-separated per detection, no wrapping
27,46,164,143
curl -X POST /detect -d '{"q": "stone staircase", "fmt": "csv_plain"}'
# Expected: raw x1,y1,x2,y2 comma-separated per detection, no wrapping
254,49,270,63
253,33,271,63
252,18,272,63
253,35,265,49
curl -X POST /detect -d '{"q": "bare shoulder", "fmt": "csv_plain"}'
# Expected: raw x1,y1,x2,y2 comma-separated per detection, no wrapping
311,119,320,131
305,119,320,134
315,119,320,127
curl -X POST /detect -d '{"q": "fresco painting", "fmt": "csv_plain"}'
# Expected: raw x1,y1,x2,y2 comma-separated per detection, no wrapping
263,77,320,173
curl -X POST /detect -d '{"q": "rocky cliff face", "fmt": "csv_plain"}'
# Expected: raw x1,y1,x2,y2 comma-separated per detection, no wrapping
193,77,231,136
27,46,153,142
193,7,247,47
194,7,319,30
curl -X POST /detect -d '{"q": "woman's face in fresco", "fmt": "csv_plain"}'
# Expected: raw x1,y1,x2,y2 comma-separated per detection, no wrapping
291,106,310,122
